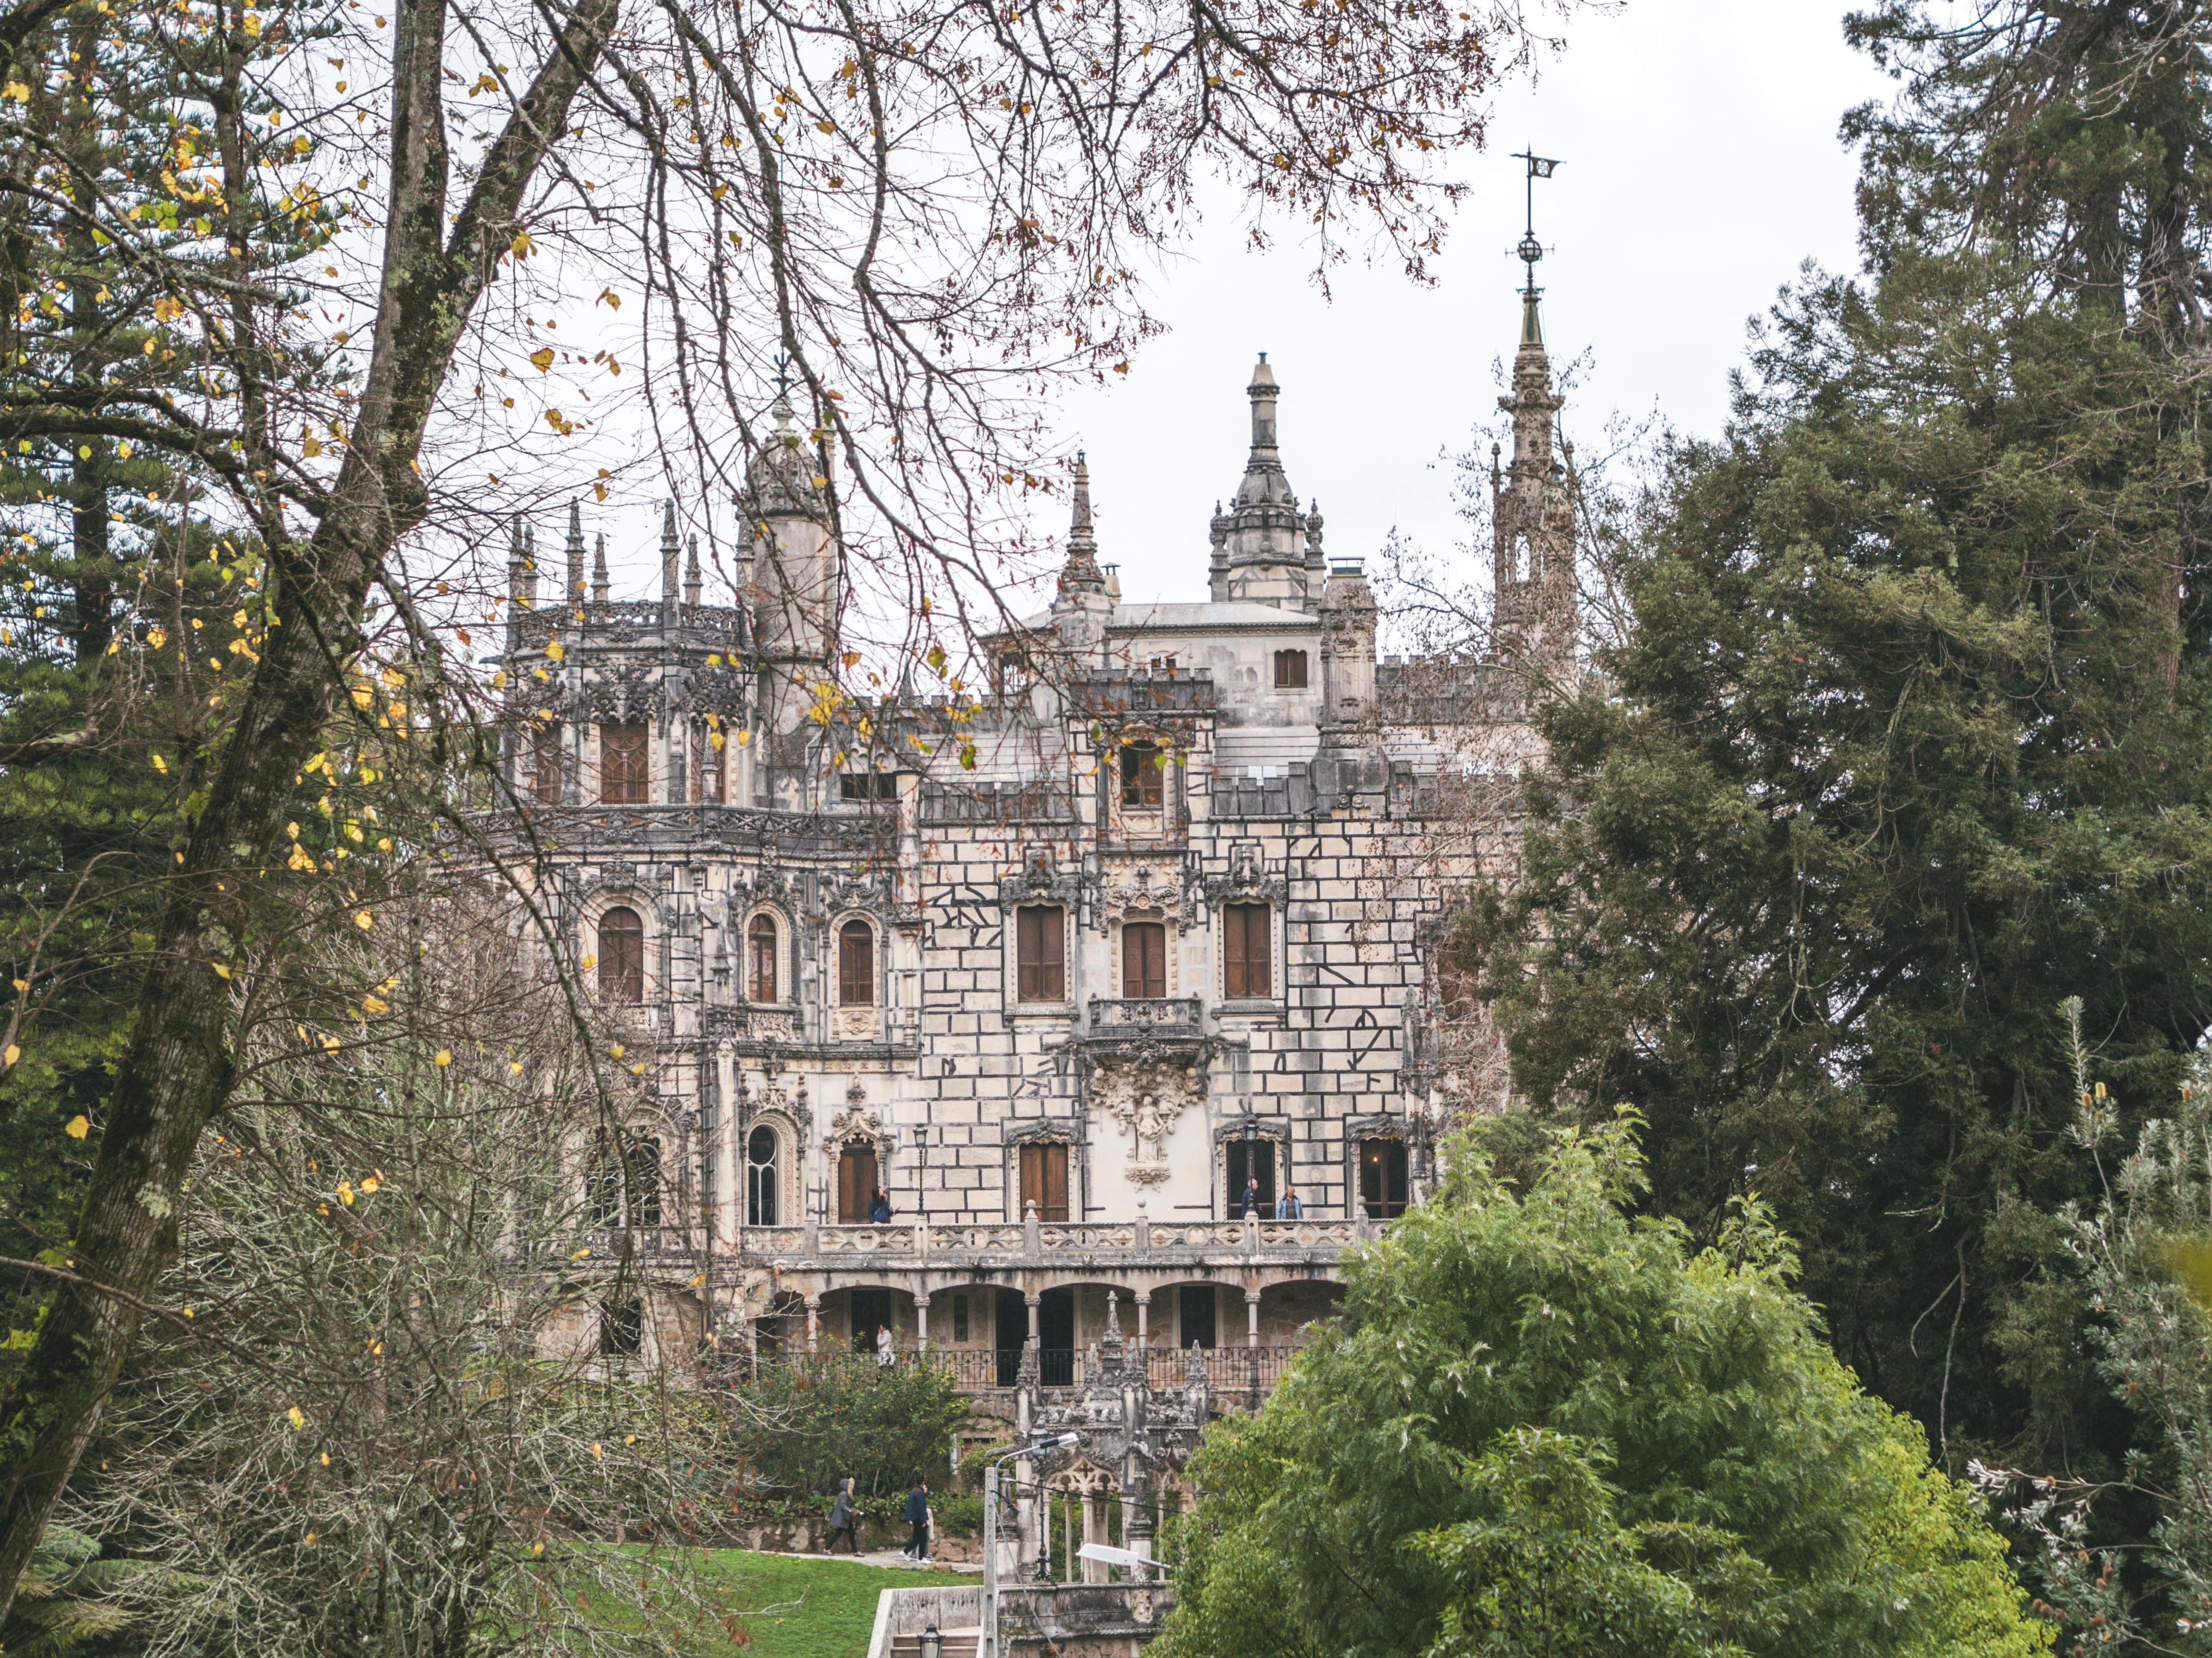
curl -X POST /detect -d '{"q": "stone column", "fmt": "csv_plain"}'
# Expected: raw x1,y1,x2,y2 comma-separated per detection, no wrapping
914,1293,931,1358
1026,1292,1041,1347
803,1295,821,1354
1133,1291,1150,1350
714,1043,739,1248
1246,1287,1261,1349
1080,1494,1103,1583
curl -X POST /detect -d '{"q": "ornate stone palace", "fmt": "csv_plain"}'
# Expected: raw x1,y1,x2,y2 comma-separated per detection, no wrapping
489,279,1580,1397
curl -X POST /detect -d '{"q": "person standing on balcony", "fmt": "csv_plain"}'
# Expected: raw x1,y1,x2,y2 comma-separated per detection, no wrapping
825,1478,863,1554
1276,1186,1304,1220
876,1323,895,1367
1241,1177,1261,1219
868,1187,893,1223
902,1480,930,1559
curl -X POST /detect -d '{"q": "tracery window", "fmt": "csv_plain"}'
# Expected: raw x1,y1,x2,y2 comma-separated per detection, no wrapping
1223,902,1271,999
1016,905,1065,1002
746,914,779,1004
599,721,648,804
838,919,876,1006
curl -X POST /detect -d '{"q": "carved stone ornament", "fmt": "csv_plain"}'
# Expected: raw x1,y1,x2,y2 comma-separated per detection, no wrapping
831,1005,881,1042
826,1105,883,1148
1093,1058,1201,1180
1098,857,1194,926
999,843,1080,909
1203,840,1287,906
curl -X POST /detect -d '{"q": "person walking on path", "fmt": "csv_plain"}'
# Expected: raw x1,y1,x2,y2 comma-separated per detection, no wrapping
876,1322,895,1366
902,1480,930,1559
1275,1186,1304,1219
825,1478,862,1555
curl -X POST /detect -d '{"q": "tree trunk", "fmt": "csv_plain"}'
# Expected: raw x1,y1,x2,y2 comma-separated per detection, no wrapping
0,0,617,1614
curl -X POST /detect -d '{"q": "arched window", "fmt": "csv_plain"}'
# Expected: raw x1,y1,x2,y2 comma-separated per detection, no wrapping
746,1124,780,1226
838,919,875,1006
1360,1137,1409,1219
588,1133,661,1228
597,908,644,1003
747,915,779,1004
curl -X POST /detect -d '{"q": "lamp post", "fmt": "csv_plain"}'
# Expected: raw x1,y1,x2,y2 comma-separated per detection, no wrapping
919,1622,943,1658
983,1431,1078,1658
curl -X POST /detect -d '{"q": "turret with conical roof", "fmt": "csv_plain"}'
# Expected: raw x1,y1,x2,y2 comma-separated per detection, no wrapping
744,393,839,664
1208,355,1323,612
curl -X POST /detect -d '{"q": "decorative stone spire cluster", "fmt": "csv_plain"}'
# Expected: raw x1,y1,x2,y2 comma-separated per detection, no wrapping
1048,451,1114,659
1208,354,1325,611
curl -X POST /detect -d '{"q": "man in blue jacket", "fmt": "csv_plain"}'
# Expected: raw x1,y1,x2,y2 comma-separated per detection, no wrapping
902,1480,930,1559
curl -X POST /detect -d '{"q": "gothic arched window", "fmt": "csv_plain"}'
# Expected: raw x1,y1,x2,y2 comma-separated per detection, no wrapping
838,920,876,1006
746,1124,780,1226
597,908,644,1004
747,914,779,1004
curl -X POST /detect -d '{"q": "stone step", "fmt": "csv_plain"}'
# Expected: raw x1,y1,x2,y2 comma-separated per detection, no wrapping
889,1632,981,1658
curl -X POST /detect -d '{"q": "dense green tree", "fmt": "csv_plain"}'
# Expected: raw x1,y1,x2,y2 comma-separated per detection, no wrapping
1462,231,2212,1474
1151,1119,2045,1658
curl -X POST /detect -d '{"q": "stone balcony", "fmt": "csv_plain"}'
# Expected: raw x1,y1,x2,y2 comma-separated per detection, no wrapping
742,1211,1375,1275
1082,996,1206,1053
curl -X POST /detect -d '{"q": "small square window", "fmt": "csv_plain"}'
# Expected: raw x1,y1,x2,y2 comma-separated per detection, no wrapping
1273,649,1309,689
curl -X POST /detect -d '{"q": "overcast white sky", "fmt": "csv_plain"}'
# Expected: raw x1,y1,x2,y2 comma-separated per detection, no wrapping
576,1,1896,610
1051,0,1896,606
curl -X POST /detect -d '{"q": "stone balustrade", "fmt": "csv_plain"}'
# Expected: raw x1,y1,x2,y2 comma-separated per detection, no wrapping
741,1213,1372,1270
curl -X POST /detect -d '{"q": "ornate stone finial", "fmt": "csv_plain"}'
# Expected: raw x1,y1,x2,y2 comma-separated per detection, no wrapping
565,498,587,604
660,499,681,609
1105,1290,1122,1341
590,530,610,604
1057,452,1105,595
684,532,703,609
1186,1341,1207,1388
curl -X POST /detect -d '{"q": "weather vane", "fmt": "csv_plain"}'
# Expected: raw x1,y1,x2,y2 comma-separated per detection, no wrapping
1512,148,1560,289
773,349,791,400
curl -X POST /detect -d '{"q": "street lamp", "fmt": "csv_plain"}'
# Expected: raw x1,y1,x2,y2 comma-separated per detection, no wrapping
919,1622,943,1658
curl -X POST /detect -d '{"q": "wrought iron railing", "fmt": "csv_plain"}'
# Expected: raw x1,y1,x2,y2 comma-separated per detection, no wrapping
735,1344,1309,1395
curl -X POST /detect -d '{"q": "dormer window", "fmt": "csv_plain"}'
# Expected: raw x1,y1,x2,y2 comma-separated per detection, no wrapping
1120,742,1164,809
1272,649,1308,689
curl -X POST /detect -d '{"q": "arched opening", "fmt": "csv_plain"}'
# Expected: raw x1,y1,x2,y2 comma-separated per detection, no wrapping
597,907,644,1003
838,919,876,1006
1360,1136,1410,1219
746,1124,780,1226
1119,740,1164,808
746,914,779,1003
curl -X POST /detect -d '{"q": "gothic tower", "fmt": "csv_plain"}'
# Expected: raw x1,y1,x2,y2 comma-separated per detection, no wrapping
1489,280,1577,682
1048,452,1114,662
743,393,841,807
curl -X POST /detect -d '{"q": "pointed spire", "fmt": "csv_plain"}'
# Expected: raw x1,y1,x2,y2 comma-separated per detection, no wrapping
660,499,681,612
1520,282,1546,352
591,530,610,604
684,532,702,609
565,499,586,605
1058,451,1104,595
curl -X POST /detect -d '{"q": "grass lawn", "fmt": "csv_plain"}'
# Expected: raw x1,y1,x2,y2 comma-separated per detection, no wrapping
690,1550,971,1658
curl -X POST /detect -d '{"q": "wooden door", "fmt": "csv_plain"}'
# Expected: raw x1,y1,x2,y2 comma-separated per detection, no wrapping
838,1145,878,1222
1019,1142,1069,1221
1122,922,1166,998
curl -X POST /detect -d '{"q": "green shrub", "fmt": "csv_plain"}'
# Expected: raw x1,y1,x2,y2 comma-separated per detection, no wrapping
733,1357,968,1509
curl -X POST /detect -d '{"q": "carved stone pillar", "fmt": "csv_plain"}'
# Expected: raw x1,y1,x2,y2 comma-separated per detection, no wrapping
714,1042,739,1248
914,1293,931,1357
803,1295,821,1354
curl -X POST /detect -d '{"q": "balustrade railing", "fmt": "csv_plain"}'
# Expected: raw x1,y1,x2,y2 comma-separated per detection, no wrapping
733,1343,1308,1396
738,1216,1367,1260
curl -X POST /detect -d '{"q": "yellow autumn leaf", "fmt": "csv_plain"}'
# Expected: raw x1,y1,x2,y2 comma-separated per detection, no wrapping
63,1115,88,1139
212,963,232,980
2,1046,15,1068
434,1049,451,1066
151,753,168,774
509,1061,524,1075
354,910,373,930
545,641,565,661
529,347,555,373
287,1406,306,1428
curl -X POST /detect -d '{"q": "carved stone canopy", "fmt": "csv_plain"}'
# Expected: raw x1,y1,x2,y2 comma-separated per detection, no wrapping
1204,840,1287,906
999,842,1080,909
1099,857,1195,926
826,1104,883,1148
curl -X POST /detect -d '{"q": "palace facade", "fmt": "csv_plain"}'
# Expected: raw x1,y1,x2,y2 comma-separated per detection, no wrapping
492,281,1580,1393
